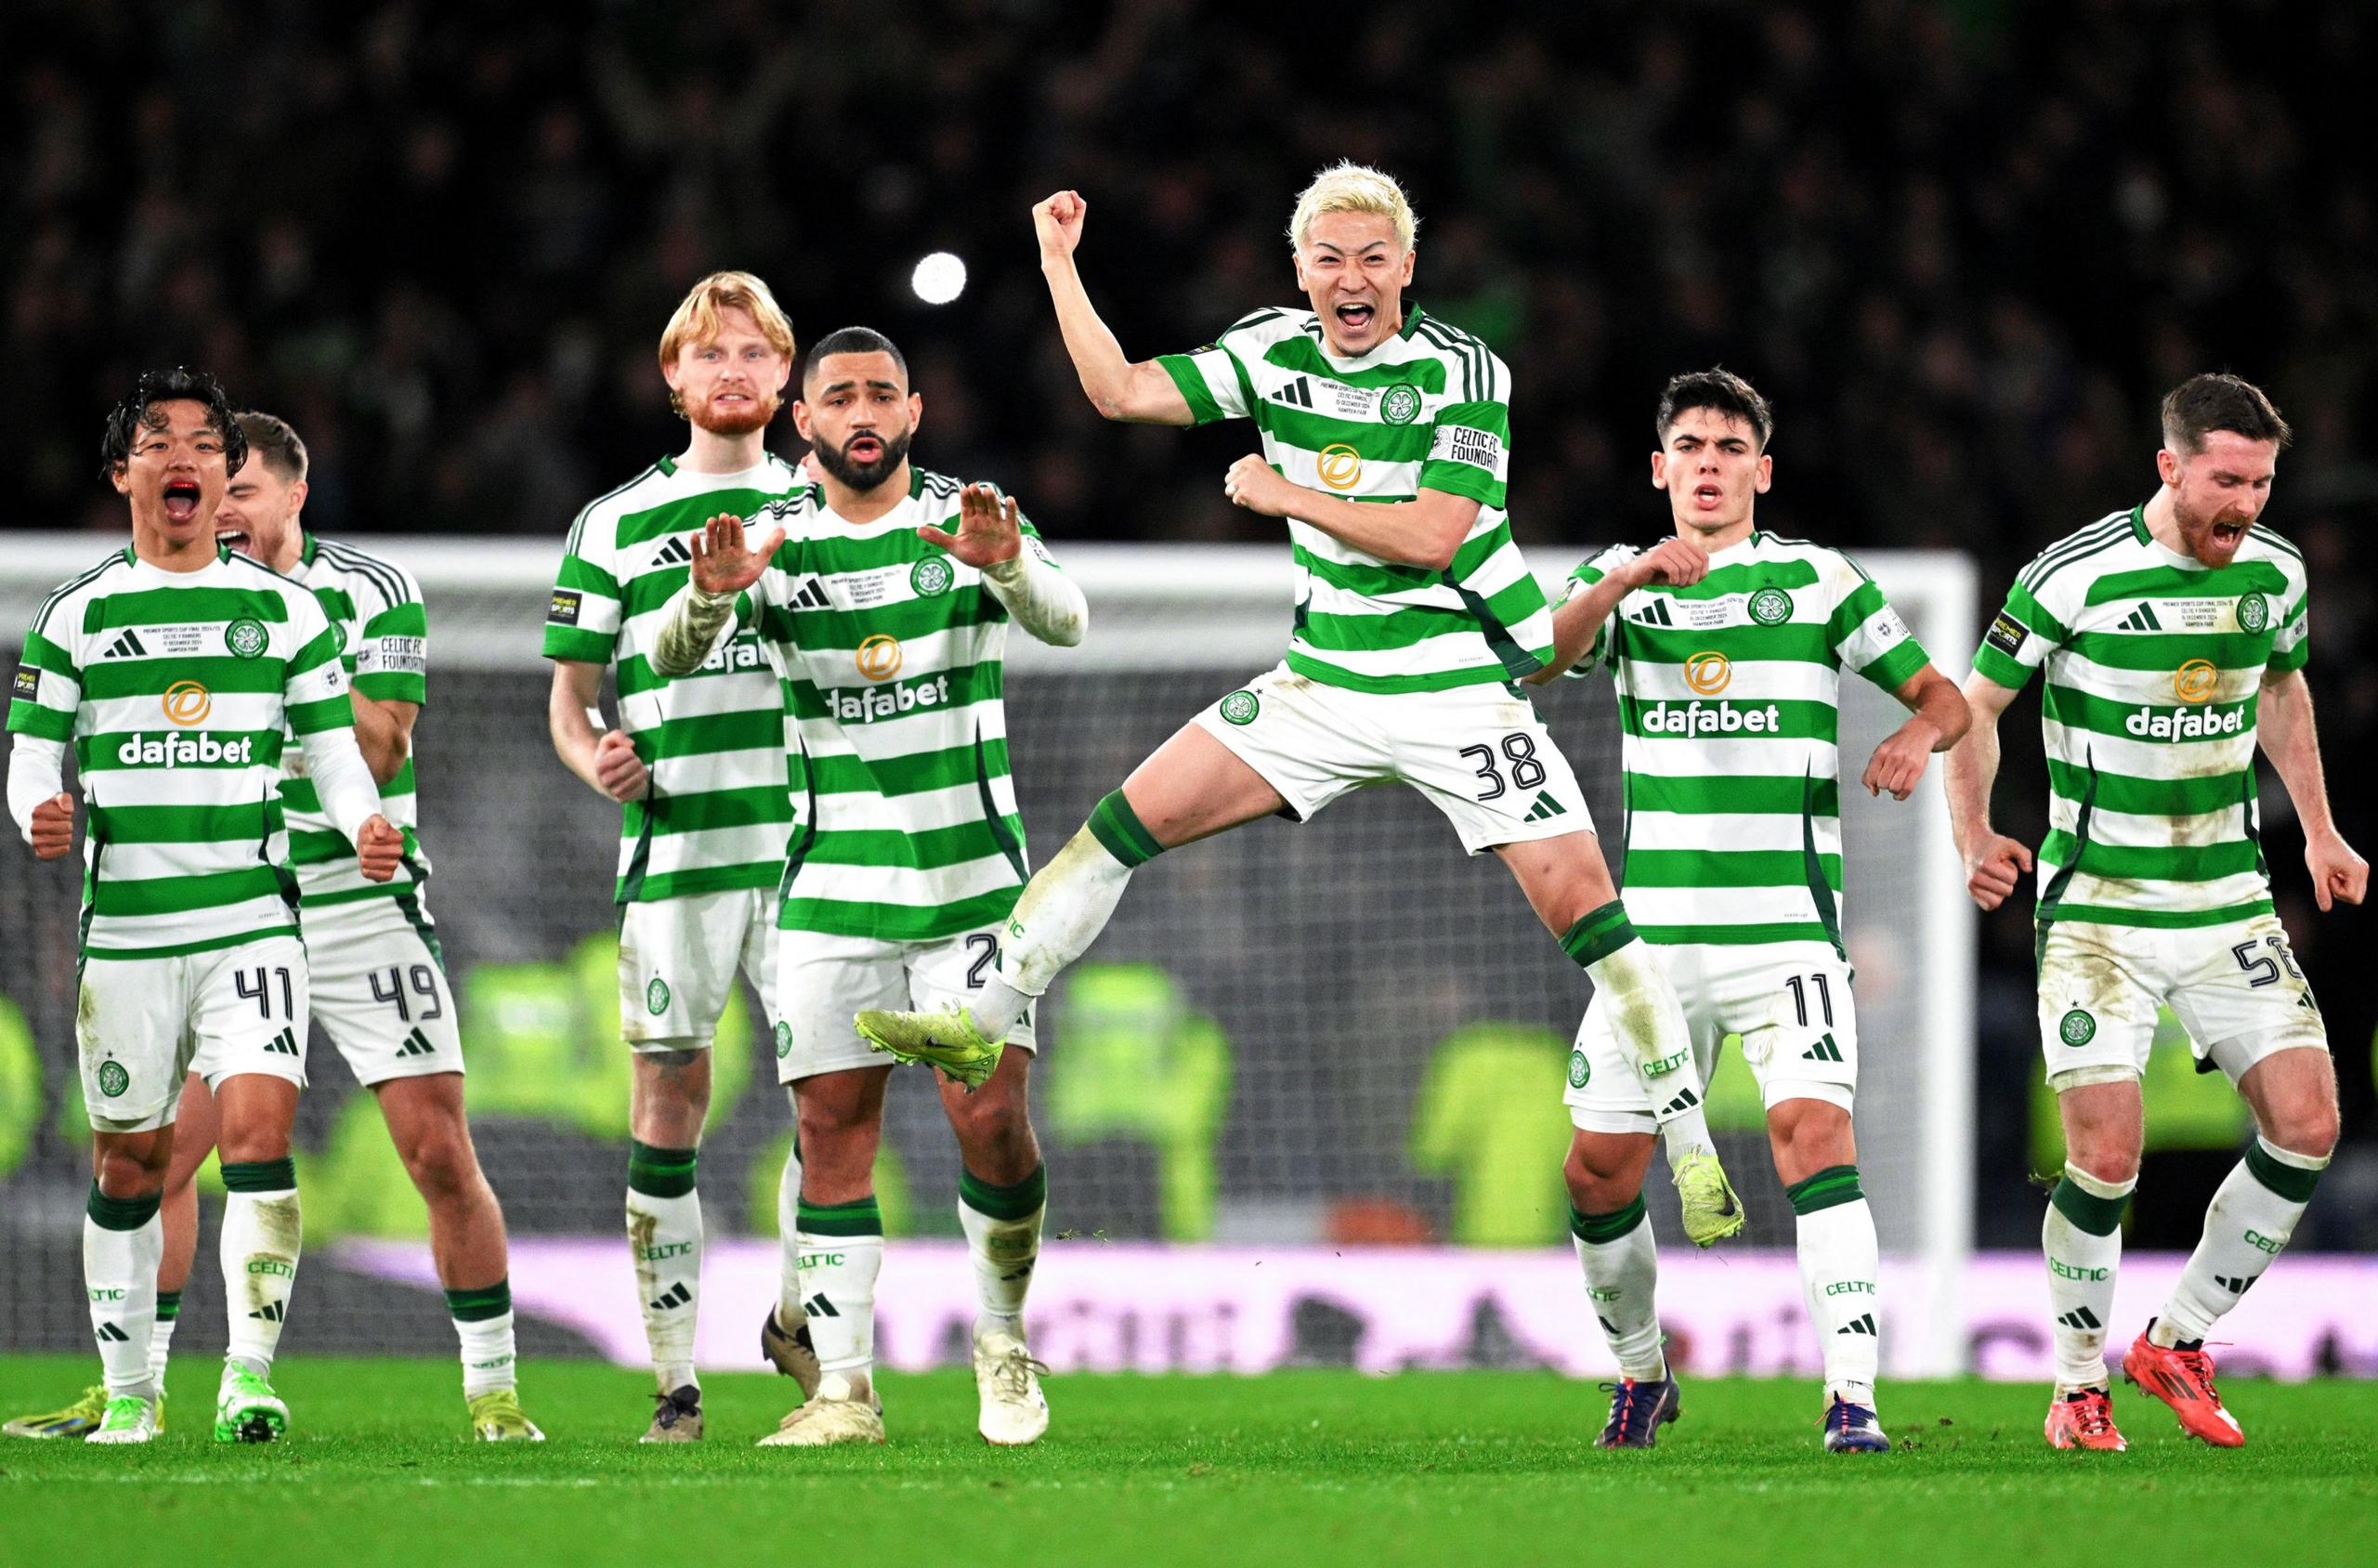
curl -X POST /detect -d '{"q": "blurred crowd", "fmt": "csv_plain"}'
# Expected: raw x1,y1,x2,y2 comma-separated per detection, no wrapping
5,0,2375,1185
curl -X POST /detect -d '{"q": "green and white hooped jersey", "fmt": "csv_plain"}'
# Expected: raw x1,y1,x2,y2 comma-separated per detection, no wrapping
1973,505,2309,930
7,544,352,959
542,454,803,904
737,467,1050,943
281,534,429,908
1567,532,1929,951
1156,306,1553,694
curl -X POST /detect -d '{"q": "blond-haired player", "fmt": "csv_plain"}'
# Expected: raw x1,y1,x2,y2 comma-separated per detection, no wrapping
857,164,1742,1241
544,271,817,1440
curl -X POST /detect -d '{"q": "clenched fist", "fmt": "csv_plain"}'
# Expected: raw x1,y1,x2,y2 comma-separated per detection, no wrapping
356,815,405,882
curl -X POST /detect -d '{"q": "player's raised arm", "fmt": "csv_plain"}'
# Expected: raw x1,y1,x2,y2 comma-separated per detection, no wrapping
919,483,1086,648
649,512,783,678
1943,673,2032,910
1522,540,1710,686
1034,191,1196,426
2257,668,2366,910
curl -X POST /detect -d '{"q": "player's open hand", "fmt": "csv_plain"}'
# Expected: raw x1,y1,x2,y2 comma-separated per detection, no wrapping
2305,829,2368,911
687,512,785,597
1862,718,1940,802
1034,190,1087,263
1222,455,1300,518
1960,831,2033,911
355,815,404,882
918,482,1022,568
29,791,73,860
594,728,650,803
1623,536,1711,591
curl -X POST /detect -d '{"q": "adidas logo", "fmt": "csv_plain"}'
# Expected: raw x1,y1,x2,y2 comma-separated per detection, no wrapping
1836,1313,1877,1337
790,577,832,610
102,630,150,660
396,1027,437,1058
263,1027,300,1058
2115,603,2163,633
1658,1087,1700,1117
97,1321,131,1342
1630,597,1676,627
2215,1274,2260,1296
647,1282,692,1313
652,536,694,567
248,1300,285,1323
1522,791,1567,823
803,1292,840,1320
1272,376,1315,409
2057,1306,2102,1331
1801,1033,1845,1063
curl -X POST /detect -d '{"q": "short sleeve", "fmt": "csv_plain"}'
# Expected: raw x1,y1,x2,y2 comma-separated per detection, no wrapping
1971,576,2070,692
1154,316,1265,426
1827,557,1929,692
1558,546,1634,678
6,616,81,743
282,591,356,738
2267,577,2309,674
353,572,428,705
1418,397,1510,507
544,507,622,664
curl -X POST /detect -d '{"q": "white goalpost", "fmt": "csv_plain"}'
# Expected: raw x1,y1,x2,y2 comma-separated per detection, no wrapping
0,536,1978,1376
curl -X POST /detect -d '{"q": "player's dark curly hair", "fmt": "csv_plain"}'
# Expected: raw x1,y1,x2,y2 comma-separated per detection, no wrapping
1655,367,1773,452
98,366,246,480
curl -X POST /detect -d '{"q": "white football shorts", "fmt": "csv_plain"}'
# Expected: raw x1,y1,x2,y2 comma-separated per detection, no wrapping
619,887,776,1052
2035,912,2327,1091
81,934,311,1132
776,923,1037,1082
1190,663,1593,855
1566,940,1858,1133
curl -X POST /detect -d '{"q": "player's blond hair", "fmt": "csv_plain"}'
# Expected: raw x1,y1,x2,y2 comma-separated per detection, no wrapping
1287,162,1418,252
657,270,797,372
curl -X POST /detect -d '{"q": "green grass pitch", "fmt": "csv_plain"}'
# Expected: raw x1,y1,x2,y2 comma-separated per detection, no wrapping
4,1354,2374,1566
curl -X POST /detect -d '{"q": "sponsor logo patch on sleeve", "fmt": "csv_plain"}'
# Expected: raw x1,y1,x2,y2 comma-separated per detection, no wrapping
11,667,37,701
1984,610,2030,660
1431,424,1505,472
359,636,427,675
548,590,582,626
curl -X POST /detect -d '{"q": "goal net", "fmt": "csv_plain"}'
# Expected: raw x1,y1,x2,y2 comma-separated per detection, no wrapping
0,537,1976,1377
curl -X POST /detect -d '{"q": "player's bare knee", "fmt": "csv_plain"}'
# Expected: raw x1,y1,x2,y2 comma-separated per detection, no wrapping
1766,1098,1855,1183
630,1048,712,1144
395,1117,478,1203
2267,1099,2338,1161
94,1140,170,1197
1563,1132,1649,1212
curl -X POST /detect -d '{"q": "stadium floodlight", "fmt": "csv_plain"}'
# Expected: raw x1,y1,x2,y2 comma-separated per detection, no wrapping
910,252,967,305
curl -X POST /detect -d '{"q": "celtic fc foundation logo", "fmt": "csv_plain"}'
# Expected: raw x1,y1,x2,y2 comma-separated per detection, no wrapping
1568,1050,1590,1090
774,1020,792,1059
647,977,672,1016
1219,690,1260,726
910,556,954,597
1379,385,1421,425
1748,587,1793,626
2059,1008,2097,1047
97,1061,130,1098
2236,592,2268,634
224,617,268,659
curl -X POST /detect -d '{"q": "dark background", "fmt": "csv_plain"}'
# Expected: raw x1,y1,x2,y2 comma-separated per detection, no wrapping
4,0,2374,1236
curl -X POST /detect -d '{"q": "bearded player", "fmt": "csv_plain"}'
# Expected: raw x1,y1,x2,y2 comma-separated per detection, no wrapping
1532,370,1967,1452
653,326,1085,1447
1947,373,2362,1451
543,272,816,1440
856,164,1740,1241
